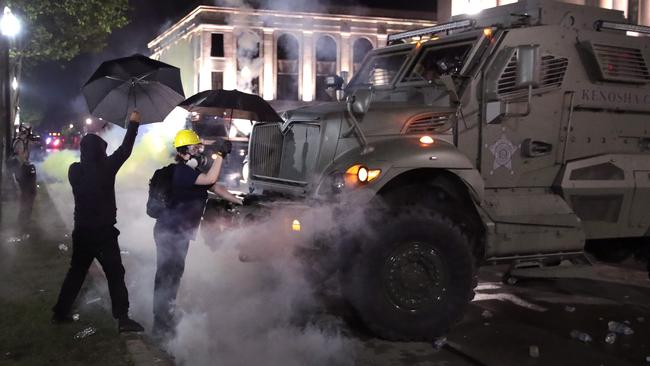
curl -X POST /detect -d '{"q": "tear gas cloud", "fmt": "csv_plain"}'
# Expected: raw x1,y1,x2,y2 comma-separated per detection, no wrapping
38,108,357,365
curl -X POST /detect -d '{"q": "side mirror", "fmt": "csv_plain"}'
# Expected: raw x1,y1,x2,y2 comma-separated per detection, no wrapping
347,87,373,115
486,45,541,100
515,45,540,89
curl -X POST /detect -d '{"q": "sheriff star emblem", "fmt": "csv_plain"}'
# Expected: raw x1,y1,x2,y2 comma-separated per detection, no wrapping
489,134,519,174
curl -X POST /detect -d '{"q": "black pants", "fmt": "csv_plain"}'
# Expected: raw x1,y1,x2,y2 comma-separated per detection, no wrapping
53,226,129,319
16,163,36,231
152,221,190,332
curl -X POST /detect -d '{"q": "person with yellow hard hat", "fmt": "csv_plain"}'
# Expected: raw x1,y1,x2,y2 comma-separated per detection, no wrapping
151,129,240,339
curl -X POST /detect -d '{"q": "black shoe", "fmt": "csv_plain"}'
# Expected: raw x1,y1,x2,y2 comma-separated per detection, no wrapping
51,313,74,324
118,317,144,333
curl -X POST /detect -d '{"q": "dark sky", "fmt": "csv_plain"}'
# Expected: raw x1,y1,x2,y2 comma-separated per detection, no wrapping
24,0,436,132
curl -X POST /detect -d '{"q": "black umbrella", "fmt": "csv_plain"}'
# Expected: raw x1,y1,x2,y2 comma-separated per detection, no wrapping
178,89,283,123
82,54,185,126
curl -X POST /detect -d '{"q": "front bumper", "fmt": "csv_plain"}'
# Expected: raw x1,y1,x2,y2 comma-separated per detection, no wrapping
200,196,327,261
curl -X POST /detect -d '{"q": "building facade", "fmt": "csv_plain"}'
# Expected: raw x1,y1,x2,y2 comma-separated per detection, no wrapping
149,1,650,106
148,6,435,104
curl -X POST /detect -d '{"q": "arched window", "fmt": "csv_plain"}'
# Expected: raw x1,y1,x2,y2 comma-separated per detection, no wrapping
353,38,373,73
276,34,299,101
315,35,338,101
237,31,261,95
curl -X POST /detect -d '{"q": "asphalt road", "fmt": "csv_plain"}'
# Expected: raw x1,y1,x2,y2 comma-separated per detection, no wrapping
342,262,650,366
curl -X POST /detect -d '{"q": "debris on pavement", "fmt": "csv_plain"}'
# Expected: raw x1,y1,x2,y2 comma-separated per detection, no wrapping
564,305,576,312
7,236,21,243
58,244,69,252
529,345,540,358
74,326,97,339
481,310,493,319
120,250,130,255
570,330,593,343
432,337,447,351
72,313,80,321
605,332,617,344
608,321,634,335
85,297,101,305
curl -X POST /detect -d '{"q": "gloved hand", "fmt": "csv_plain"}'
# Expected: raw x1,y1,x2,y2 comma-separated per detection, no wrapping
241,195,260,206
213,138,232,158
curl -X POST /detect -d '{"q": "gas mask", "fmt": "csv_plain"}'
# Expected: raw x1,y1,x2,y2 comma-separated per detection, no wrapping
186,154,204,169
184,144,205,169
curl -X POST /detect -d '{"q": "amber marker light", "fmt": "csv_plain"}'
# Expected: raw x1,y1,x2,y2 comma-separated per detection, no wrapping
345,164,381,184
292,219,301,232
419,136,435,145
483,28,493,38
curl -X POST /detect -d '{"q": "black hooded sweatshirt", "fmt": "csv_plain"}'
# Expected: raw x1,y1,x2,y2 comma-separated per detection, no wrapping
69,122,139,229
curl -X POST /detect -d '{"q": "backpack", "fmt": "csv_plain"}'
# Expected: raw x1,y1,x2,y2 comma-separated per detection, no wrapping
146,164,175,219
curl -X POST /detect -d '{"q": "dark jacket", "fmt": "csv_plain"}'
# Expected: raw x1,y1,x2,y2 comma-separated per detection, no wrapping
69,122,139,229
157,163,210,239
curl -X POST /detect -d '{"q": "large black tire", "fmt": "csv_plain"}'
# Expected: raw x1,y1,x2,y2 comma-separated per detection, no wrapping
585,239,632,263
341,212,476,341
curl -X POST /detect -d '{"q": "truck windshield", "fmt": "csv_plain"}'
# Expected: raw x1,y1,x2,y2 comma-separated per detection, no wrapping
348,51,410,88
402,43,473,83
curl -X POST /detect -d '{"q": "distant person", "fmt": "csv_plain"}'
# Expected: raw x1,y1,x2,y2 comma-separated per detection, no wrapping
152,129,241,338
52,111,144,333
11,125,37,236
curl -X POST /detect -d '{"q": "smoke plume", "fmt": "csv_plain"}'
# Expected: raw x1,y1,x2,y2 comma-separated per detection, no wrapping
38,108,356,365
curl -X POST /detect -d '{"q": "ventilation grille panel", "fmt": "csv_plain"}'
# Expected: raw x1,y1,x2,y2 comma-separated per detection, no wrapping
497,53,569,99
591,43,650,84
404,113,452,134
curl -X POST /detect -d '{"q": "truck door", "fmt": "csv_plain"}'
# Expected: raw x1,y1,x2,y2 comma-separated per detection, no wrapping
481,43,569,189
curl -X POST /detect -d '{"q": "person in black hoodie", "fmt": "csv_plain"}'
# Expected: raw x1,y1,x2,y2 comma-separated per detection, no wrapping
52,111,144,333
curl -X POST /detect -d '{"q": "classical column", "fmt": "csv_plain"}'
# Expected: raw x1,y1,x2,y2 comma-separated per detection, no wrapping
223,31,236,90
340,32,351,75
640,0,650,25
262,28,274,101
599,0,614,8
612,0,628,17
302,30,314,102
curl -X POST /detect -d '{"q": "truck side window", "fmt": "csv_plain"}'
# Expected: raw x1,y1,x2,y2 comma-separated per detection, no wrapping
403,44,472,83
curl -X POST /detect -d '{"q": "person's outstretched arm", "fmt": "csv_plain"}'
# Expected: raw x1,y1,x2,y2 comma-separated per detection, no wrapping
209,183,243,205
108,111,141,171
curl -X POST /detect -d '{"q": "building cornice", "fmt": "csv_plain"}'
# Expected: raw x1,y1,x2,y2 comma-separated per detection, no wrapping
148,5,435,50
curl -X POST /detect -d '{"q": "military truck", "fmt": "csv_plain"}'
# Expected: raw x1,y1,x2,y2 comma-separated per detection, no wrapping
224,0,650,340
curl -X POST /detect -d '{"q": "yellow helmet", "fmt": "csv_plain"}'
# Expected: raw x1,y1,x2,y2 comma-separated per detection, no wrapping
173,129,201,148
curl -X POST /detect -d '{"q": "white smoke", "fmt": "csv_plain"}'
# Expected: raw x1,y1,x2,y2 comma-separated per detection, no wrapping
39,107,356,365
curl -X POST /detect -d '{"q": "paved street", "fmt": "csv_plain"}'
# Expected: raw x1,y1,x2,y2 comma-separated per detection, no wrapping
2,180,649,365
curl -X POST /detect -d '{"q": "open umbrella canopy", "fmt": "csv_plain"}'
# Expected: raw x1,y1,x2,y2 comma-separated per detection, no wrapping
178,89,283,123
82,54,185,125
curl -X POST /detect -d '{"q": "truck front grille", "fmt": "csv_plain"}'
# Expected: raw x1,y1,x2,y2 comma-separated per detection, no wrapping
249,123,283,177
250,122,321,183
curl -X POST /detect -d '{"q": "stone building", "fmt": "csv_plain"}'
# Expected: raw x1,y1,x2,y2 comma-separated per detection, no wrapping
148,5,435,105
148,1,650,106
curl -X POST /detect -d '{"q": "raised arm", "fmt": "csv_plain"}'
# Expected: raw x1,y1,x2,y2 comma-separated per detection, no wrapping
194,155,223,185
194,139,231,186
108,111,141,171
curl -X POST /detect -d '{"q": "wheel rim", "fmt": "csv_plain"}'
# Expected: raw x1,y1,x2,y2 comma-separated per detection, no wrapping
382,241,447,313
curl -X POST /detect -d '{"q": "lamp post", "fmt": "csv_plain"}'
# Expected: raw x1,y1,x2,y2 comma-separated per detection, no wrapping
0,5,20,199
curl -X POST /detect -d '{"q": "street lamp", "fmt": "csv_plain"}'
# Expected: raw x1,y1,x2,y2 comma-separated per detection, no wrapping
0,7,20,37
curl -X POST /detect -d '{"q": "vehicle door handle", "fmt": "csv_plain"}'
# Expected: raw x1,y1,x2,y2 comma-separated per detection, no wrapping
522,138,552,157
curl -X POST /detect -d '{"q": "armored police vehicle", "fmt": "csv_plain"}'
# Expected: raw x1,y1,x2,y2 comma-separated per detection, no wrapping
231,0,650,340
